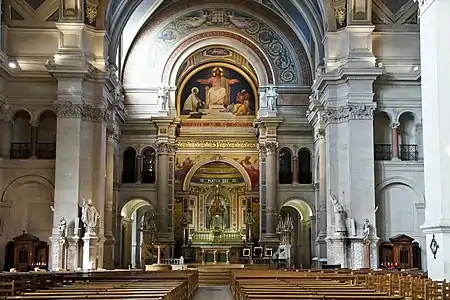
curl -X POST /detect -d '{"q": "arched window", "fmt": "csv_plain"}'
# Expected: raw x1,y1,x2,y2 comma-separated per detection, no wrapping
373,112,392,161
278,149,292,184
398,112,418,161
298,149,312,184
141,147,156,184
37,111,57,159
122,148,136,183
11,110,31,159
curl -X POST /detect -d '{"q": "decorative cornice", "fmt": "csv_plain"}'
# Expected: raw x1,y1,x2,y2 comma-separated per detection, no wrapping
176,140,257,149
156,142,177,154
322,103,377,124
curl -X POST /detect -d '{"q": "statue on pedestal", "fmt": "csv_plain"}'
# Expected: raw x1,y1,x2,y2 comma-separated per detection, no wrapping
59,217,67,238
157,86,169,111
362,218,371,241
265,85,278,111
330,193,347,234
81,199,100,235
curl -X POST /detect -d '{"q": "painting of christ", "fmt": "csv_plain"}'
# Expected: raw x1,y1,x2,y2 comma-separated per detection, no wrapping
178,65,257,119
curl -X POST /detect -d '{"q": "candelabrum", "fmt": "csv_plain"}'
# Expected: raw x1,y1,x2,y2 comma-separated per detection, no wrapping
244,208,253,244
181,209,190,246
276,214,294,245
140,213,160,265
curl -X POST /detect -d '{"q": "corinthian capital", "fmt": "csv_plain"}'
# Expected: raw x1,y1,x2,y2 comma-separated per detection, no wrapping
265,141,279,155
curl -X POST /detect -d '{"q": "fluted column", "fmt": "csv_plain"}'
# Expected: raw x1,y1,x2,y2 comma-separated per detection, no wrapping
265,141,278,238
315,128,327,258
391,122,400,159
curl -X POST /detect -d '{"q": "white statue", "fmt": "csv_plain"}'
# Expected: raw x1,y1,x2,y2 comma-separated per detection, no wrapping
265,85,278,111
81,198,100,234
362,218,371,240
59,217,67,238
158,86,169,111
330,193,347,234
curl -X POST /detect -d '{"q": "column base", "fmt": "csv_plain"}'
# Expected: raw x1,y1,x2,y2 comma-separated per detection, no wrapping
103,235,116,269
325,236,346,267
421,223,450,280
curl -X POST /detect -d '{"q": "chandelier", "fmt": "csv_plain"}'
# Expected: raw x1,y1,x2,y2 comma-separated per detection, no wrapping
276,214,294,245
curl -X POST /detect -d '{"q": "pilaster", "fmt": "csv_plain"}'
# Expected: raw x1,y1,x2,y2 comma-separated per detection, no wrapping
310,20,382,267
0,103,11,158
416,0,450,280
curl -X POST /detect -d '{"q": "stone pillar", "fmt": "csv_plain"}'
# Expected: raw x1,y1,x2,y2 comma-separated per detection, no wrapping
315,128,327,259
59,0,84,23
0,103,11,158
82,233,98,270
417,0,450,281
154,118,177,244
136,155,142,183
292,156,298,183
256,118,282,247
265,141,278,238
103,129,118,269
415,121,423,161
391,122,400,159
30,121,38,159
156,143,169,233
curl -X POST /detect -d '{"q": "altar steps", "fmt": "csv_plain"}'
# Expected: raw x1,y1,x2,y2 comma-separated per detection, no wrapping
197,268,231,286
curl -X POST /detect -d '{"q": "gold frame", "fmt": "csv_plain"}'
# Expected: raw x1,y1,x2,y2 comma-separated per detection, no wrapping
176,62,259,118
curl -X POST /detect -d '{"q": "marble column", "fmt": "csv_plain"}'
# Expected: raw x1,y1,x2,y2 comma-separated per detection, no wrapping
264,141,278,239
0,103,11,158
391,122,400,159
136,155,142,183
315,128,327,259
156,142,169,235
103,130,117,269
292,156,298,183
417,0,450,280
30,121,38,159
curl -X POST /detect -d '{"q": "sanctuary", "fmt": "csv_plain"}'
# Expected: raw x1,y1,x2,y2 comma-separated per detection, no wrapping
0,0,447,281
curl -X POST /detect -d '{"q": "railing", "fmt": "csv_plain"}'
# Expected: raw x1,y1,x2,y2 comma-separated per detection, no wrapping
192,229,244,243
37,143,56,159
399,144,418,161
10,143,31,159
374,144,392,161
160,258,182,265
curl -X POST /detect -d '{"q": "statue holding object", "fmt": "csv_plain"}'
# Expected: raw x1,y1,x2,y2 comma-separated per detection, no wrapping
330,192,347,234
81,198,100,235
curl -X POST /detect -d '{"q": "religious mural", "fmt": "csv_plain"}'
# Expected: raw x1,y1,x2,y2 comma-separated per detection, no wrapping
150,7,305,84
174,154,259,191
178,65,256,119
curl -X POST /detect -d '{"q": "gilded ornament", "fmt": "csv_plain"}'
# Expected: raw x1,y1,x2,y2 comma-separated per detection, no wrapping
85,1,98,24
176,140,257,149
333,0,346,26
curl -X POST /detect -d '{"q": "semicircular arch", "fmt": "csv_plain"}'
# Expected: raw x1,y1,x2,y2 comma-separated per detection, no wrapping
1,175,54,204
375,177,425,205
281,198,315,220
183,156,253,192
119,197,155,219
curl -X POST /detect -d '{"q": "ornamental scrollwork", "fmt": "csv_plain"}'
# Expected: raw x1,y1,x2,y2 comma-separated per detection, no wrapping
0,102,11,121
55,101,82,118
322,103,376,124
257,143,267,155
156,142,177,154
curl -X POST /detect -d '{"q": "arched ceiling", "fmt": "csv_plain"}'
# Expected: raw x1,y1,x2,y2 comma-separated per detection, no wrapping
106,0,327,85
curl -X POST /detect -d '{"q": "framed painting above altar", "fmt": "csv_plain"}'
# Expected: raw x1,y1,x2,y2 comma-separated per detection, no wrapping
177,62,258,119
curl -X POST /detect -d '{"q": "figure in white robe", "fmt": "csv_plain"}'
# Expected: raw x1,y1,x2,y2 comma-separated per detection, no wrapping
197,67,239,106
182,87,201,111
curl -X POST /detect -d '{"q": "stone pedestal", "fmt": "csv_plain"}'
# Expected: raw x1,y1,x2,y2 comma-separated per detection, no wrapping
66,235,80,270
49,235,68,271
326,235,346,267
82,233,98,270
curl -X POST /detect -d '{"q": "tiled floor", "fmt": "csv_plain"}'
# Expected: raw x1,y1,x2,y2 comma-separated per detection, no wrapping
193,285,233,300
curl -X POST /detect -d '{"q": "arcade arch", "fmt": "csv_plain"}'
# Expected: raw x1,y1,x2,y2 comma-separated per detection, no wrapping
280,199,314,268
120,199,155,268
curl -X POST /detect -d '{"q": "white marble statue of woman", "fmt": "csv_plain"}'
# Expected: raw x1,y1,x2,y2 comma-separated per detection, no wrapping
59,217,67,238
330,193,347,234
81,198,100,234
